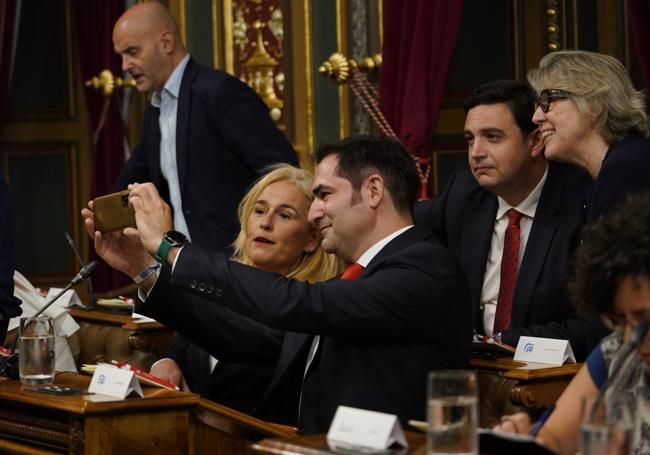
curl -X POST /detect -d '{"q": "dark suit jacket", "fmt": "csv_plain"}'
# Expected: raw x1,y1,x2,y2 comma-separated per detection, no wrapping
165,333,278,414
0,173,20,342
114,57,297,251
414,162,605,361
585,133,650,222
137,225,473,434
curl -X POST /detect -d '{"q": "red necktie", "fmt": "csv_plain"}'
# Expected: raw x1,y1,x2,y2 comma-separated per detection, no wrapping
493,209,523,334
341,263,364,281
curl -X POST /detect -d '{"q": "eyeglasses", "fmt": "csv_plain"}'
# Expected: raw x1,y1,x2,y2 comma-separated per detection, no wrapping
601,309,650,331
536,89,571,113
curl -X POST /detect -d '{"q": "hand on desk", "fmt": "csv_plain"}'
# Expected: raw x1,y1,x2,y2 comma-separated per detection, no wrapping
492,412,533,435
150,358,191,393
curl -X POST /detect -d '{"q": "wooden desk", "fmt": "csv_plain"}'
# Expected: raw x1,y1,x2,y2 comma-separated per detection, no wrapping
252,432,427,455
471,358,581,408
69,308,174,362
195,397,298,453
0,372,199,454
470,357,581,427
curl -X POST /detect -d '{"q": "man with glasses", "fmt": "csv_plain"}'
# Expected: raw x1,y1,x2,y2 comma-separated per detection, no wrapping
416,80,604,361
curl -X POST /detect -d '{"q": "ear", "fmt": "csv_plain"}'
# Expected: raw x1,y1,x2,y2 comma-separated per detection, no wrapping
159,31,175,54
303,228,321,254
527,128,545,158
363,174,385,209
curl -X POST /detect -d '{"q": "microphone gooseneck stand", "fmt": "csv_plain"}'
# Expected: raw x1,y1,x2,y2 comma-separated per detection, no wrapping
0,262,98,379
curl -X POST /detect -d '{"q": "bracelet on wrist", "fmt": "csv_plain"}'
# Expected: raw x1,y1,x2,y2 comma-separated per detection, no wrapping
133,262,162,284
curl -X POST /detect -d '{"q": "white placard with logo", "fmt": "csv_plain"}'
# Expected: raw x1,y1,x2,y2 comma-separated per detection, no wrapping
326,405,408,451
88,364,143,399
514,336,576,365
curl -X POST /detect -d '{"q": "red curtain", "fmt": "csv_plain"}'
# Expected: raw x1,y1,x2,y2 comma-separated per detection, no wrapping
0,0,18,137
72,1,129,292
379,0,464,198
627,0,650,102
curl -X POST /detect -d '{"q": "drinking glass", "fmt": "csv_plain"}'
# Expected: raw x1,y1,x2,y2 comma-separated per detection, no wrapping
427,370,478,455
18,316,55,386
580,394,633,455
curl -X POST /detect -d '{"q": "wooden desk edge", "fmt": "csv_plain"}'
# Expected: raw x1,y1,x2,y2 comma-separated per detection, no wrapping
470,358,582,380
198,398,298,439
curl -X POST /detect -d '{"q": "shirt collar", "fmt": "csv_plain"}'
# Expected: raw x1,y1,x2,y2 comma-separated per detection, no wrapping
496,163,549,220
150,54,190,107
356,225,413,267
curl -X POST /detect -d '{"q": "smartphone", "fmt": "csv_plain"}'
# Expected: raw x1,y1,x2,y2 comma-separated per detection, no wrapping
93,190,136,233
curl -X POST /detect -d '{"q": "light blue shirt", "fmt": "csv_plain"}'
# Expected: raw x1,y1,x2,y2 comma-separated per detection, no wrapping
150,54,191,239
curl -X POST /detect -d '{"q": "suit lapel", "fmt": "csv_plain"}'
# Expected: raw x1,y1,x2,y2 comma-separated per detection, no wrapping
176,58,198,195
461,192,497,328
259,332,311,402
511,164,562,326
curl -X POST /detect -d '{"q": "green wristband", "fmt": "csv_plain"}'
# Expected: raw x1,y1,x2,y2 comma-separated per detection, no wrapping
155,237,172,264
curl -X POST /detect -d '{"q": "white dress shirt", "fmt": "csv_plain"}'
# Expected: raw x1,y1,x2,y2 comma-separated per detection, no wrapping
150,54,191,239
481,165,548,336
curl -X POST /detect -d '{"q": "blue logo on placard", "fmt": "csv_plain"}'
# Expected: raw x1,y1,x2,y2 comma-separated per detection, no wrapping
98,374,106,385
524,343,535,353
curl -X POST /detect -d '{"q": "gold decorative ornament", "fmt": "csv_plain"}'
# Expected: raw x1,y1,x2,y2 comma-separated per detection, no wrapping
318,52,382,85
85,70,136,96
545,1,561,52
241,20,283,114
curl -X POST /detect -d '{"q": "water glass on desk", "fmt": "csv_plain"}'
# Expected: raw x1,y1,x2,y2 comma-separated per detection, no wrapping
18,316,55,386
580,394,633,455
427,370,478,455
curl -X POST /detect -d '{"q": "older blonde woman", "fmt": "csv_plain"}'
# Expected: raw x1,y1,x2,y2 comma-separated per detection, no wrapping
529,50,650,221
83,164,341,416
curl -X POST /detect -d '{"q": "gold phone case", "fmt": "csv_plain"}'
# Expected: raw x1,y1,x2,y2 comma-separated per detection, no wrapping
93,190,136,233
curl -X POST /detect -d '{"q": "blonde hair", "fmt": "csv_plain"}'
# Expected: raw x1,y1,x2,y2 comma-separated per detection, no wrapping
231,164,342,283
527,50,649,144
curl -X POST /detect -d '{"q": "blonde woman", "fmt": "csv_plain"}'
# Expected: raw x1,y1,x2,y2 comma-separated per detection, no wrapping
83,164,341,416
529,50,650,221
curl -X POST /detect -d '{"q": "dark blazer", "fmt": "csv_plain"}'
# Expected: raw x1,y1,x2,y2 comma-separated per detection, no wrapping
0,173,20,342
414,162,605,361
586,134,650,222
165,333,278,414
114,57,297,251
137,225,473,434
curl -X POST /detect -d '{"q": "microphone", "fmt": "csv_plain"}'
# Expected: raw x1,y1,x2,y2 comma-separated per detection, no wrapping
65,232,95,307
0,261,98,378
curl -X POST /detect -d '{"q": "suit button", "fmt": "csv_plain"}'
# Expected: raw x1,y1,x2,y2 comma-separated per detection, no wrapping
185,209,191,215
198,282,206,292
215,288,223,298
206,285,214,295
190,280,197,289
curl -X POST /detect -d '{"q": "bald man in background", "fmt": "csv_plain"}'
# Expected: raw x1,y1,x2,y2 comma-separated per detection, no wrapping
111,2,296,409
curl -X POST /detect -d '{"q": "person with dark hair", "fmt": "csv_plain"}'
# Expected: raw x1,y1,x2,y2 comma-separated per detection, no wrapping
495,192,650,455
84,135,472,434
416,79,600,365
0,174,21,344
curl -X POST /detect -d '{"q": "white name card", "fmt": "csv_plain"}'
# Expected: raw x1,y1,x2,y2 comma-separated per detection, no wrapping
514,336,576,365
326,405,408,451
88,364,143,399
